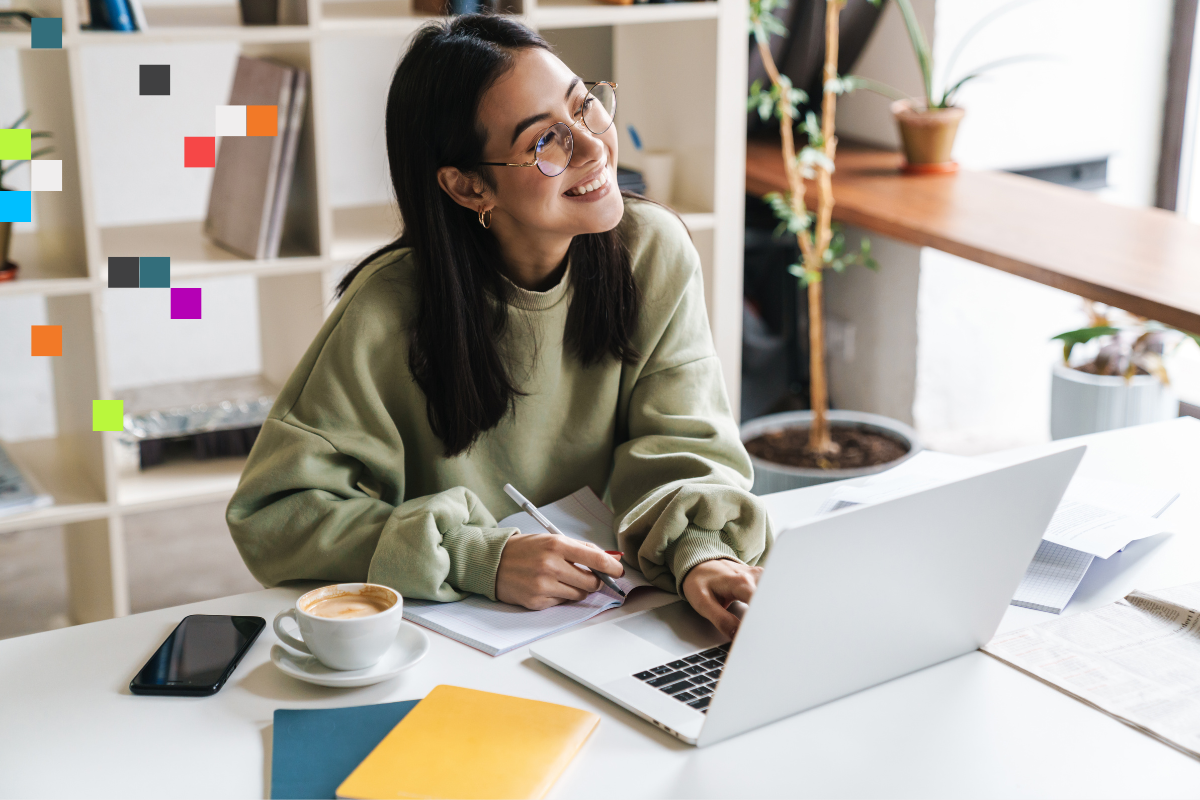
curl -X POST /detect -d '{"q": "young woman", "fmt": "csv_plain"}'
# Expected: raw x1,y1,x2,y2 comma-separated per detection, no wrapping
226,14,771,640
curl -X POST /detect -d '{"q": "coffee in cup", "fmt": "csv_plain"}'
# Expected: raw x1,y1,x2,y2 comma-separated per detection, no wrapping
273,583,403,671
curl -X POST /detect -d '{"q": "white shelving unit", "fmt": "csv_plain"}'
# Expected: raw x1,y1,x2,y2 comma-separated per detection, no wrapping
0,0,746,623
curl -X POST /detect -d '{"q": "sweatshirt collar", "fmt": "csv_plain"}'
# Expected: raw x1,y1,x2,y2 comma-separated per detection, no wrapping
498,258,572,312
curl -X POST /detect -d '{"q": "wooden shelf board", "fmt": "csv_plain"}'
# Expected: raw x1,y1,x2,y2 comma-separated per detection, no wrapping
116,455,246,511
746,140,1200,335
99,219,328,281
0,31,32,48
0,438,109,536
0,230,92,297
534,0,717,29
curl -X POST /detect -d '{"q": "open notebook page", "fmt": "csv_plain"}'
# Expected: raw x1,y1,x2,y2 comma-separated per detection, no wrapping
403,487,657,656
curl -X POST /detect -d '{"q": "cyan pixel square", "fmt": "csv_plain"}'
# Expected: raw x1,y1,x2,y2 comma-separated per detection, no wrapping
31,18,62,49
108,257,139,288
171,287,201,319
139,257,170,288
140,65,170,96
0,191,32,223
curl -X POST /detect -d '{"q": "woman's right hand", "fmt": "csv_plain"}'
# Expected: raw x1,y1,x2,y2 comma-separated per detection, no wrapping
495,533,625,610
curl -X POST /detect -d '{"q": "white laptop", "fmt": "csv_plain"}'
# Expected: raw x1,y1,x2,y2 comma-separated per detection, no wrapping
530,446,1085,747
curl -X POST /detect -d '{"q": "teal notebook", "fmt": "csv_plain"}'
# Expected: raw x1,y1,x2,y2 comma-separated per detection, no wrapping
270,701,419,799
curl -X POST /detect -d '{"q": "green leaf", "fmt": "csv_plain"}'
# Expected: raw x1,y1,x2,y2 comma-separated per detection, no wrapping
1051,325,1120,363
941,0,1039,90
940,54,1056,107
825,74,908,101
893,0,934,108
6,110,30,129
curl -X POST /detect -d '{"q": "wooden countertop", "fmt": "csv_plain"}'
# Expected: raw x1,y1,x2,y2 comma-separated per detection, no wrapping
746,139,1200,334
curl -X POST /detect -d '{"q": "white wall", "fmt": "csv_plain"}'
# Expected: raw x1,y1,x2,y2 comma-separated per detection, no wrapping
0,17,405,441
829,0,1177,454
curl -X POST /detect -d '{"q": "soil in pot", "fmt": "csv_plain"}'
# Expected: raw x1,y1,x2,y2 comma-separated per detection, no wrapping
745,424,910,470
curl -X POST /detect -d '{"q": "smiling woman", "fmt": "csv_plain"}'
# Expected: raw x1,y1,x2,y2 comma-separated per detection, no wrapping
226,13,773,640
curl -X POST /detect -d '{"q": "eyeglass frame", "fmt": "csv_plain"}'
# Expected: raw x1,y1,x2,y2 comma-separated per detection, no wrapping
478,81,617,174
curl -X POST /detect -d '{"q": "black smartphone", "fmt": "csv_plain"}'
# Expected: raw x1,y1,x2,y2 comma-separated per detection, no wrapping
130,614,266,696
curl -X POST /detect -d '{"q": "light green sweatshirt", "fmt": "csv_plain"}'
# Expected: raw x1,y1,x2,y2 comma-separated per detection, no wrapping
226,198,771,603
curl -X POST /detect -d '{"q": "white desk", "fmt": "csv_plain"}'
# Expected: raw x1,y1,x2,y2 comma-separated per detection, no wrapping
3,419,1200,798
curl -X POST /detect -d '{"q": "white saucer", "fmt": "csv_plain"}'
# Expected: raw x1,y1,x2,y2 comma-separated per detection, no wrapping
271,622,430,688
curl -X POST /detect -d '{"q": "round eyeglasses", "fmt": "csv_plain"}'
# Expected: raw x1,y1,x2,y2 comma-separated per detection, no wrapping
479,81,617,178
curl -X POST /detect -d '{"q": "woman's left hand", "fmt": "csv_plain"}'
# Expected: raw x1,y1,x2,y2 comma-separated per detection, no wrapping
680,558,763,641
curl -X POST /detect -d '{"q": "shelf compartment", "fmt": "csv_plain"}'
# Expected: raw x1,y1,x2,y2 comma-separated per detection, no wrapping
98,220,329,280
73,5,312,44
0,437,109,536
534,0,717,30
116,453,247,511
331,203,401,263
319,0,441,36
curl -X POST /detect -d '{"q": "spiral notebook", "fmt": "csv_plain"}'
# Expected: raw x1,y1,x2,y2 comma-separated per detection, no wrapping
402,487,658,656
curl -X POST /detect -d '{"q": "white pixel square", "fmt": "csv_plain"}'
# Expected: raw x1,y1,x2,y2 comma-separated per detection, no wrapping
30,159,62,192
215,105,247,137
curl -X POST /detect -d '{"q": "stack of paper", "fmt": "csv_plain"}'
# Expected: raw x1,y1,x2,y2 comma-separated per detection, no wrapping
0,443,53,520
815,451,1179,614
402,487,662,656
984,581,1200,761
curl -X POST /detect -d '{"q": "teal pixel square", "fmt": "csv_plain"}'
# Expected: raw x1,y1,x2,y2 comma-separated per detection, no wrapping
139,257,171,288
31,18,62,49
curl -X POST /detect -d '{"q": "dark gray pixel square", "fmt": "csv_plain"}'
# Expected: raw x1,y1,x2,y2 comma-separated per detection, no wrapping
140,65,170,96
108,257,140,288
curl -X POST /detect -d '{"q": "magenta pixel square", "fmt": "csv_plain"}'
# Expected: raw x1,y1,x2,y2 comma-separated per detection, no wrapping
170,287,201,319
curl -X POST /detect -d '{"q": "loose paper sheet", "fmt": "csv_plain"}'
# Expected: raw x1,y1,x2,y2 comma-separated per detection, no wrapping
984,581,1200,761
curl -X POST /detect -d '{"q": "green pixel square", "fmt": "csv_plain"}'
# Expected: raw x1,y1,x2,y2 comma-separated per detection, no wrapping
92,399,124,432
0,128,32,161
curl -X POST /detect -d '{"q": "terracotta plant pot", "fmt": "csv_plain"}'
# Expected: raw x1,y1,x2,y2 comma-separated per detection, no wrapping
891,99,964,174
0,220,15,281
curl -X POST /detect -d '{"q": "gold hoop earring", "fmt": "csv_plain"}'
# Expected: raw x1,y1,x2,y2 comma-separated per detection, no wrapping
478,208,492,229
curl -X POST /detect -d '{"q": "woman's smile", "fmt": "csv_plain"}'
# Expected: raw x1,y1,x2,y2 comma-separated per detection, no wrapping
563,164,613,202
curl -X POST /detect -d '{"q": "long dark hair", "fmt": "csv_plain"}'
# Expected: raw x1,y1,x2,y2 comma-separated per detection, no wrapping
336,14,642,458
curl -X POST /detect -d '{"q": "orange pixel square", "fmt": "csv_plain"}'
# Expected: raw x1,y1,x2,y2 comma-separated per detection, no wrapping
246,105,278,137
31,325,62,356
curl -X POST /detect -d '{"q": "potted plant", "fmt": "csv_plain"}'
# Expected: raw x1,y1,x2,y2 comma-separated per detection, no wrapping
742,0,921,494
1049,303,1199,440
835,0,1046,173
0,110,54,281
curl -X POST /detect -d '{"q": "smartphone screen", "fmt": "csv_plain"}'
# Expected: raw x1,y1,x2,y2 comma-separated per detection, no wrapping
130,614,266,696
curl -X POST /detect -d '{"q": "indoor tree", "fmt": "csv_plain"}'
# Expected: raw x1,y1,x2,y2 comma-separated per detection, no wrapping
747,0,878,463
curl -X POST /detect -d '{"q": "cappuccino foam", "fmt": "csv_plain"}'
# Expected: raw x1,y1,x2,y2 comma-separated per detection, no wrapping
306,593,393,619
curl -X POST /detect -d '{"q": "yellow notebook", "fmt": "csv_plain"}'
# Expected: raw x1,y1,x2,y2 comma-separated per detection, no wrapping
335,685,600,800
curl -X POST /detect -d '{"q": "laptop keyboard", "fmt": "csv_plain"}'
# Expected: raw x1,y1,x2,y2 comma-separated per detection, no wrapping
632,644,728,713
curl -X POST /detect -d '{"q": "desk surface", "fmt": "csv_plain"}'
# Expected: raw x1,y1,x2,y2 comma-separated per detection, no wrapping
3,419,1200,799
745,140,1200,335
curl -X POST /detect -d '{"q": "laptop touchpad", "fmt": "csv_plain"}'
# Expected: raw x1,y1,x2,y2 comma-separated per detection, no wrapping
616,601,727,657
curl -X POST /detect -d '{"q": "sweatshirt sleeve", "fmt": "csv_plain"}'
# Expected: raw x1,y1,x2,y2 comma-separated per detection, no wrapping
227,417,517,602
610,225,772,596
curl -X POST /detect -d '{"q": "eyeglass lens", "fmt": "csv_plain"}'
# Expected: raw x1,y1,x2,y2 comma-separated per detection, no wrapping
535,83,616,177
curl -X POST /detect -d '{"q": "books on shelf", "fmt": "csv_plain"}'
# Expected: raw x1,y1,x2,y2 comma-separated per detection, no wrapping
0,443,53,520
204,56,310,261
84,0,148,31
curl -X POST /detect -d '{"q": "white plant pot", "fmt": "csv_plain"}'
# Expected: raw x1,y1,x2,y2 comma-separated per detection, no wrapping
1050,362,1178,440
740,409,922,495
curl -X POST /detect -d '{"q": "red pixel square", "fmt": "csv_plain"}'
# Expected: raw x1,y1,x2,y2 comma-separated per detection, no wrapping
184,136,215,168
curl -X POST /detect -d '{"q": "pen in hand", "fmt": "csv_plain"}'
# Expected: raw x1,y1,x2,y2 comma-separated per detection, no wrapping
503,484,627,598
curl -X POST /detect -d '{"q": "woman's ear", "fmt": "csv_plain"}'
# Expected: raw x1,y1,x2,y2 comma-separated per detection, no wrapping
436,166,489,211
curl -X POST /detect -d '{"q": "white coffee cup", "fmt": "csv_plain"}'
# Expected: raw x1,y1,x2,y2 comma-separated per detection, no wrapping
273,583,403,671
